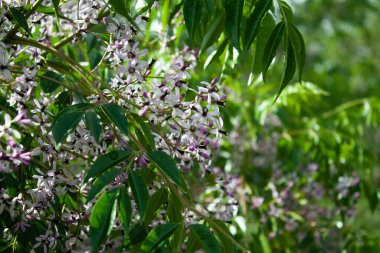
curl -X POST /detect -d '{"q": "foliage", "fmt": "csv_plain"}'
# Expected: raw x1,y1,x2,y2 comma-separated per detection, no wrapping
0,0,379,252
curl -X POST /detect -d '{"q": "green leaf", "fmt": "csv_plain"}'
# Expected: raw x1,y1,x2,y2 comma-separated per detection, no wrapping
40,71,63,93
108,0,139,29
167,193,183,223
252,13,276,75
51,0,60,18
52,111,84,145
211,219,236,253
9,7,31,35
128,170,149,218
148,151,182,189
262,21,285,82
223,0,244,51
131,113,155,150
101,103,129,136
204,39,229,69
280,0,294,24
90,188,118,253
141,223,179,253
86,168,122,202
23,5,55,15
200,14,225,53
274,39,296,102
144,188,168,228
288,23,306,82
189,224,223,253
85,111,102,144
53,103,96,125
85,150,132,182
118,187,132,233
242,0,273,57
184,0,205,44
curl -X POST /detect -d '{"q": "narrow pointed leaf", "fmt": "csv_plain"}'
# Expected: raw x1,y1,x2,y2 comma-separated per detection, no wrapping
10,7,31,35
90,188,118,253
200,14,225,52
101,103,129,136
252,13,275,75
144,188,168,227
118,187,132,233
130,113,155,149
280,0,295,24
53,103,95,125
147,151,182,189
288,23,306,82
274,40,297,102
224,0,244,51
52,111,84,145
84,150,132,182
262,21,285,82
184,0,205,44
128,171,149,218
85,111,102,144
242,0,273,57
141,223,179,252
86,168,122,202
189,224,223,253
40,71,63,93
211,219,236,253
52,0,61,18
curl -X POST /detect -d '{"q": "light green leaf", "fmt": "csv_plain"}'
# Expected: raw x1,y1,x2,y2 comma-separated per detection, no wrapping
223,0,244,51
141,223,179,252
128,170,149,218
84,150,132,182
189,224,223,253
242,0,273,57
108,0,139,29
85,111,102,144
86,168,122,202
147,151,183,189
262,21,285,82
52,111,84,145
90,188,118,253
101,103,129,136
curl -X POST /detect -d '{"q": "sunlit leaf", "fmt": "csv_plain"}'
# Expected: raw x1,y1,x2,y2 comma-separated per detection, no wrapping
189,224,223,253
141,223,179,252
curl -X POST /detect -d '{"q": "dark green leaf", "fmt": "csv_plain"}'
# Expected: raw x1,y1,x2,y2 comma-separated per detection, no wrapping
90,188,118,253
52,111,84,145
23,5,55,15
288,23,306,82
148,151,182,189
129,223,148,245
224,0,244,51
274,39,296,102
118,187,132,233
131,113,155,150
184,0,205,44
85,111,102,144
144,188,168,227
189,224,223,253
204,39,229,69
167,193,183,223
252,13,276,75
86,168,122,202
53,103,96,125
262,21,285,82
211,219,236,253
128,170,149,218
85,150,132,182
101,103,129,136
40,71,63,93
141,223,179,253
200,14,225,52
52,0,60,17
242,0,272,57
9,7,31,35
